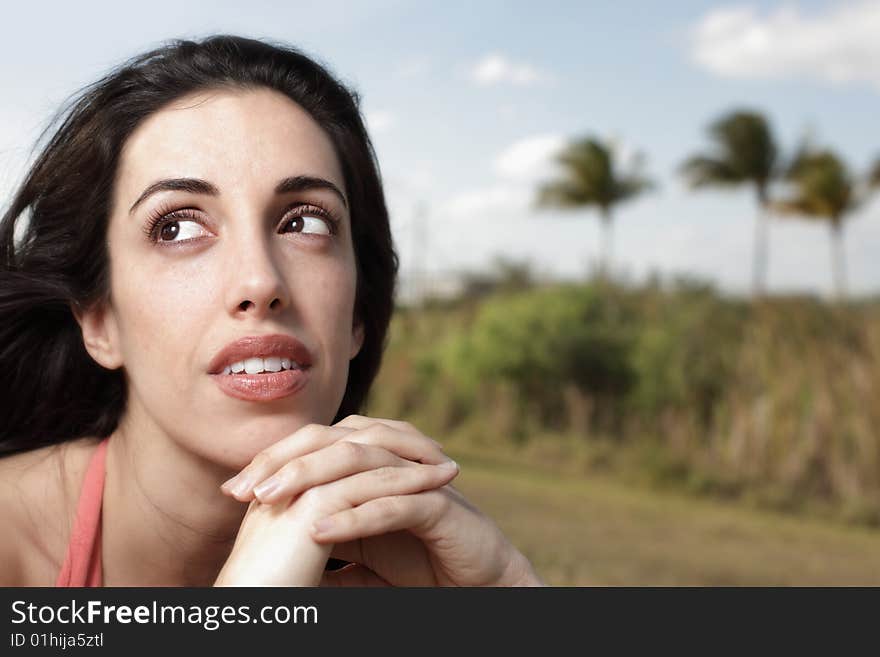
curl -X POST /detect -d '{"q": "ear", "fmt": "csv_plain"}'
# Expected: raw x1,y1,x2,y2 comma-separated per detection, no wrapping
71,300,124,370
349,318,365,361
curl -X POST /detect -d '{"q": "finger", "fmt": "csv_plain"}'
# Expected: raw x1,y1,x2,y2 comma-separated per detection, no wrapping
334,414,444,450
221,424,354,500
253,441,415,504
225,425,449,502
222,421,448,501
342,422,449,465
319,563,391,587
310,489,452,544
304,460,459,523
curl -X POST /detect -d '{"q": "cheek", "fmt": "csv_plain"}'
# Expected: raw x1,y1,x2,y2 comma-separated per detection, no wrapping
112,257,215,392
305,265,358,423
303,262,357,342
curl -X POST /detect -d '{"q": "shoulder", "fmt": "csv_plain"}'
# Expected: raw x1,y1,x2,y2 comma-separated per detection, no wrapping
0,437,103,585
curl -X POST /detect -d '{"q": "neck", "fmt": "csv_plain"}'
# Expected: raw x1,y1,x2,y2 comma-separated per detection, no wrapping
101,416,248,587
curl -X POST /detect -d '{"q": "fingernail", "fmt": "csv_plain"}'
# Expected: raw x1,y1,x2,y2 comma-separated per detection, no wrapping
231,475,256,497
312,517,334,534
253,477,280,501
437,459,459,470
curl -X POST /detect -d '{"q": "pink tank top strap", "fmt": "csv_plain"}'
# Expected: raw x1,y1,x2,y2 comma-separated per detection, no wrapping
55,437,109,587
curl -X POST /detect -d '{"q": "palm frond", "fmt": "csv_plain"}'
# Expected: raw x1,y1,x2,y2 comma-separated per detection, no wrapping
776,148,857,223
535,179,591,210
613,174,654,202
681,109,778,191
679,156,740,188
771,197,834,221
535,136,653,212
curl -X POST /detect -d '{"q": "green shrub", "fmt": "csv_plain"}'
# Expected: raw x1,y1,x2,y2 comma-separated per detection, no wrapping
418,284,636,433
629,286,745,429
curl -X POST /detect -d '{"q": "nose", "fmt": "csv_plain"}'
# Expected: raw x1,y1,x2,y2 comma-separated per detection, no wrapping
225,229,290,321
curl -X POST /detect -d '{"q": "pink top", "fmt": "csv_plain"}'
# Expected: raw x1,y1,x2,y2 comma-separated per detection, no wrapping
55,437,109,587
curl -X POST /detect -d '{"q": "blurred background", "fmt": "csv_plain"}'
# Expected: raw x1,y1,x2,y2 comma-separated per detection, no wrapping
2,1,879,584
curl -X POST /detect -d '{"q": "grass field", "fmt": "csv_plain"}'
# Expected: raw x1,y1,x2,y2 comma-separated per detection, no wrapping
449,448,880,586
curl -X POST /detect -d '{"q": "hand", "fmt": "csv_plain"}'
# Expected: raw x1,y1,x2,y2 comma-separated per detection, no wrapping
218,415,544,587
214,417,458,586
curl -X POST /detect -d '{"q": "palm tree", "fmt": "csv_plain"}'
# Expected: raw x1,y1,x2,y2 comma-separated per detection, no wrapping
535,136,652,278
776,149,858,300
680,110,778,297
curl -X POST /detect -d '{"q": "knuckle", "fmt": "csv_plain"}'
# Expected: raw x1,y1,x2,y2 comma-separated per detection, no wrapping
349,423,382,447
361,422,385,439
299,423,324,440
336,440,365,461
371,465,399,484
251,450,273,469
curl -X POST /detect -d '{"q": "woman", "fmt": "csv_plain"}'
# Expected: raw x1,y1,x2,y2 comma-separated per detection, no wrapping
0,35,543,587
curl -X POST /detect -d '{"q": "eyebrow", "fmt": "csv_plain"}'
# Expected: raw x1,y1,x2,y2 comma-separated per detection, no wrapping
128,175,348,215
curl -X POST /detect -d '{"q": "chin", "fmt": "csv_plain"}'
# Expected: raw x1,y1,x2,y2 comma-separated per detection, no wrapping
205,411,323,467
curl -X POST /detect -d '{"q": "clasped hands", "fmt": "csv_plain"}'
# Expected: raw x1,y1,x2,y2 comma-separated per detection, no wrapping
213,415,543,587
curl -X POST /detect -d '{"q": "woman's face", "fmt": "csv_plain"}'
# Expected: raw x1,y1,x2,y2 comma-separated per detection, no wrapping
81,87,363,468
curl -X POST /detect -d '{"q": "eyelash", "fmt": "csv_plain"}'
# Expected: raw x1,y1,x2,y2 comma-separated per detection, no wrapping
141,201,341,246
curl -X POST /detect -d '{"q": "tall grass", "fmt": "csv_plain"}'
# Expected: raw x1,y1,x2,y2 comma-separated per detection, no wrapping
365,279,880,526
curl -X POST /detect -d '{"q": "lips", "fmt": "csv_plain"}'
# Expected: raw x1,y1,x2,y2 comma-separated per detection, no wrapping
208,334,314,375
211,368,310,402
208,334,314,402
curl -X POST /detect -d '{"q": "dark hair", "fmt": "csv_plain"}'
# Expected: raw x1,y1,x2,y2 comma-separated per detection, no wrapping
0,35,398,456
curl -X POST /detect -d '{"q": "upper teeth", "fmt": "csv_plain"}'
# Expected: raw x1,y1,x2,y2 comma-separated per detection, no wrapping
222,357,302,375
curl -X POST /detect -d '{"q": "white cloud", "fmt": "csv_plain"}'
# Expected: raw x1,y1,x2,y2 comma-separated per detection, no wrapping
441,134,564,219
493,134,565,182
470,53,550,86
364,110,395,134
690,2,880,88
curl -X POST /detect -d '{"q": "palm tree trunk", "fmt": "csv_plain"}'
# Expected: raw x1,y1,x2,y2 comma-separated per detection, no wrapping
830,221,847,301
752,204,769,298
599,209,613,280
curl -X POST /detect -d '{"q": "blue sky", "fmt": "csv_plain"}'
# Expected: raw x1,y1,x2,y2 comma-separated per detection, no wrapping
1,0,879,296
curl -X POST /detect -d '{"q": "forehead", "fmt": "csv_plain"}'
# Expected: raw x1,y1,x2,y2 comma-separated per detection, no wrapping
114,87,345,204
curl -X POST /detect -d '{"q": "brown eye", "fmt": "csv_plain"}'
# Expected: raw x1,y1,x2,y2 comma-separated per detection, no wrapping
281,214,332,235
156,219,210,242
160,222,180,241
